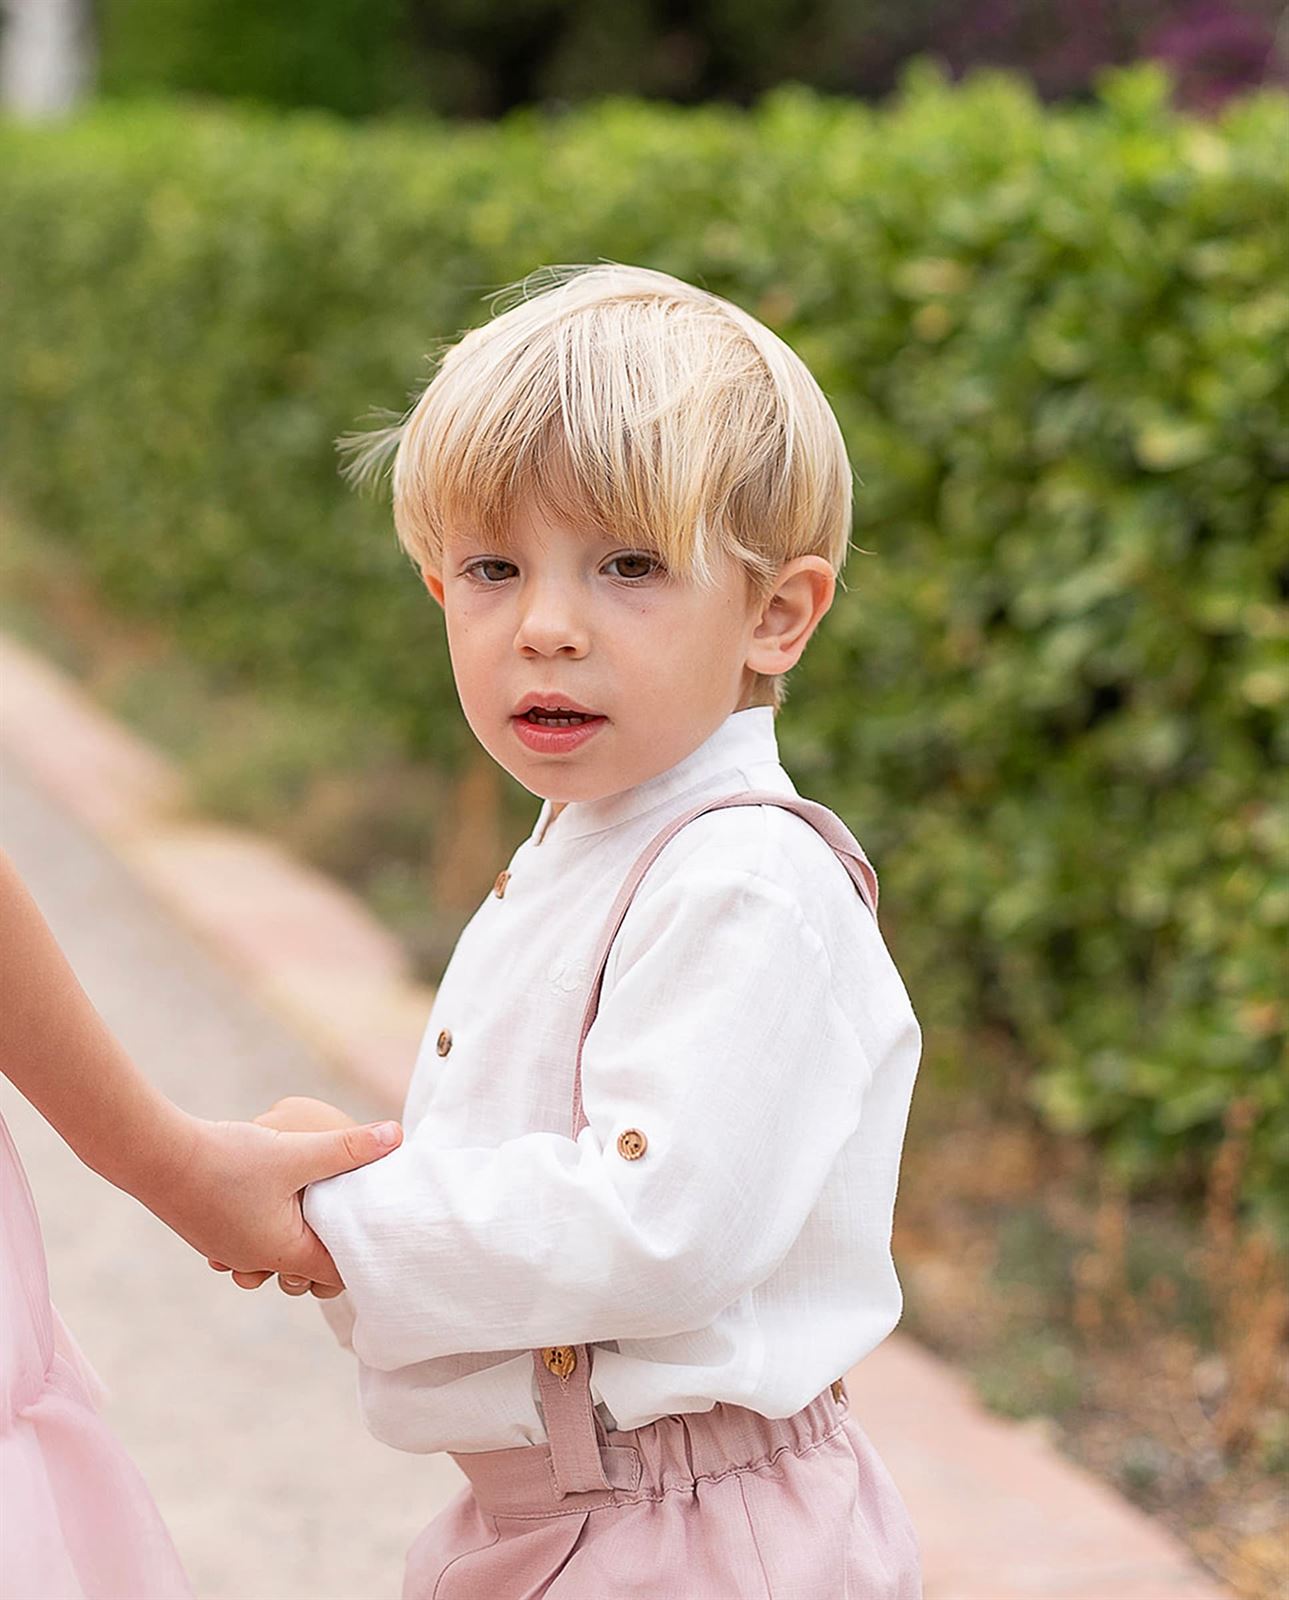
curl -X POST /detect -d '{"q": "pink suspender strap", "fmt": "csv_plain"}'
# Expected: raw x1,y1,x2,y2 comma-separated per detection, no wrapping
530,791,879,1497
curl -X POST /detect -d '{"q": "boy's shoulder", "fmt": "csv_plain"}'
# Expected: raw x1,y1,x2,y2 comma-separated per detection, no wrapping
632,787,871,936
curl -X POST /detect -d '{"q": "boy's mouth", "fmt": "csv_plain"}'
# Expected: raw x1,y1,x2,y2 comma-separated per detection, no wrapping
519,709,602,727
511,701,608,753
512,694,604,726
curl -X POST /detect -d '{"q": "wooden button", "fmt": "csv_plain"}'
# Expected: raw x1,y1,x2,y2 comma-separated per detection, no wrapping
542,1345,577,1378
493,870,510,898
436,1029,452,1056
830,1377,846,1405
616,1128,648,1161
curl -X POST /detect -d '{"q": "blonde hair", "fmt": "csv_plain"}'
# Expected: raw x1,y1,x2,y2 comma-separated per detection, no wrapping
343,263,854,711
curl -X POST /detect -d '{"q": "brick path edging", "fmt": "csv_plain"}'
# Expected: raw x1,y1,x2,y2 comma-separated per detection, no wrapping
0,629,1234,1600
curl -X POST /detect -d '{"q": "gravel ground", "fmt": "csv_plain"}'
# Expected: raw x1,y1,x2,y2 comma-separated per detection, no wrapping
1,754,463,1600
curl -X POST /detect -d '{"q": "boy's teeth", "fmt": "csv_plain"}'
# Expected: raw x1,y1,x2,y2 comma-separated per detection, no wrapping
529,710,590,724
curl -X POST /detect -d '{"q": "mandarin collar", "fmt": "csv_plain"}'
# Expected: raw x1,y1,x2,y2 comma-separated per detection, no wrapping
528,706,782,847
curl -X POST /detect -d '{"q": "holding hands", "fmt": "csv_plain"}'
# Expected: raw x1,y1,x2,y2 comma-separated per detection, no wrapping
206,1096,377,1298
1,849,401,1301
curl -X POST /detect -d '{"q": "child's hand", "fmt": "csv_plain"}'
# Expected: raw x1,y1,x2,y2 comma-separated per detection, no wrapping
254,1096,359,1135
207,1097,370,1298
0,848,399,1296
147,1107,401,1299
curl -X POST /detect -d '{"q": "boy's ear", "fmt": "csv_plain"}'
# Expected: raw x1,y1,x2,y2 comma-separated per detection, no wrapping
422,570,446,609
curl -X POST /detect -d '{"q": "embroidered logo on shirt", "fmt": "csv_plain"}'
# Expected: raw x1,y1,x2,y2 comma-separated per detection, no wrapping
548,960,588,994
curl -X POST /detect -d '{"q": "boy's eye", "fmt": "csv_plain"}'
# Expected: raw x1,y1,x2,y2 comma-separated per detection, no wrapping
605,553,663,581
465,559,517,584
462,553,663,584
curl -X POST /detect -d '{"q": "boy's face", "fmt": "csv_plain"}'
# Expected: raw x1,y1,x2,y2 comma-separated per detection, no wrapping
424,497,833,808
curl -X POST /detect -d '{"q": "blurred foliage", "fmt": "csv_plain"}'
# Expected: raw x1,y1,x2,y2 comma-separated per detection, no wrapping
0,62,1286,1221
96,0,419,117
92,0,1288,117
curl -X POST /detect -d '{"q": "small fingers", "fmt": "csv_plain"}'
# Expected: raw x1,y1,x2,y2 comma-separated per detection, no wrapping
310,1282,345,1299
208,1259,231,1272
278,1275,312,1297
231,1269,273,1290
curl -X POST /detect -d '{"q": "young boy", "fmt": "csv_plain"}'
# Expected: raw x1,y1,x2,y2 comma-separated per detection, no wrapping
232,264,923,1597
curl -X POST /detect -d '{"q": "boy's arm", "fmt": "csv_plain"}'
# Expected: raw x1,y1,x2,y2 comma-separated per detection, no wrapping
304,865,916,1370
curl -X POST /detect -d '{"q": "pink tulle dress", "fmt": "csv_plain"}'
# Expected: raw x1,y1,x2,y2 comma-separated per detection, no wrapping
0,1111,193,1599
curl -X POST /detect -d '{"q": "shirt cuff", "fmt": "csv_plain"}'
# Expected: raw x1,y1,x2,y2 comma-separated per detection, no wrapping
316,1288,357,1353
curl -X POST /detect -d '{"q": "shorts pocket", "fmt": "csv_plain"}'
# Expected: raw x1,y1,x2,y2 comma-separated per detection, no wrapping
401,1485,499,1600
412,1501,591,1600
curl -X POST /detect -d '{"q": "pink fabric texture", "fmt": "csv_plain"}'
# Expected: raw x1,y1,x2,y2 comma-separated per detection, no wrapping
0,1112,193,1600
403,795,920,1597
406,1388,920,1598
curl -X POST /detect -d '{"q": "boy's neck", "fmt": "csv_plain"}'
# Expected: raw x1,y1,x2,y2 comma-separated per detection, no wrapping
540,707,770,844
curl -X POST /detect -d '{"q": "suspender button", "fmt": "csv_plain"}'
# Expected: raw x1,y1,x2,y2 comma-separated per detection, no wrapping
542,1346,577,1378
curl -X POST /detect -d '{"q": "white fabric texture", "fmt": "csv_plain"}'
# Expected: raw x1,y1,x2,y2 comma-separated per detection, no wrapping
304,706,922,1453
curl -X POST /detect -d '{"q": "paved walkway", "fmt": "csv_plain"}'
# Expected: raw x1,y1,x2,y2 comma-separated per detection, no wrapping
0,632,1234,1599
1,755,456,1598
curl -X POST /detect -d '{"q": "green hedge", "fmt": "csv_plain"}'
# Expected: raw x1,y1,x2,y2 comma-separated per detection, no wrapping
2,64,1285,1220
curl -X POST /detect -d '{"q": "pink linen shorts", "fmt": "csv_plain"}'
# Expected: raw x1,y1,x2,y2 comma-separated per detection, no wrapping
403,1385,921,1599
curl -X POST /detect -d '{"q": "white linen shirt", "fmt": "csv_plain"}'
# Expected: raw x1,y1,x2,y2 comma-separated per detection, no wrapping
304,706,922,1454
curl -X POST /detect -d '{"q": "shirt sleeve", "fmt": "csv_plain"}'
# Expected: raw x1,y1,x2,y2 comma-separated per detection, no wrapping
315,1289,357,1352
302,866,876,1372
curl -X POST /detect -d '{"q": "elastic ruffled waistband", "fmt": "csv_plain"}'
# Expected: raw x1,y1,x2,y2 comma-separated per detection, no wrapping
449,1386,849,1517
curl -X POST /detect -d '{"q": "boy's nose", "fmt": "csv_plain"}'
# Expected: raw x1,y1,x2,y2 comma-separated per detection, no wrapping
515,601,589,656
